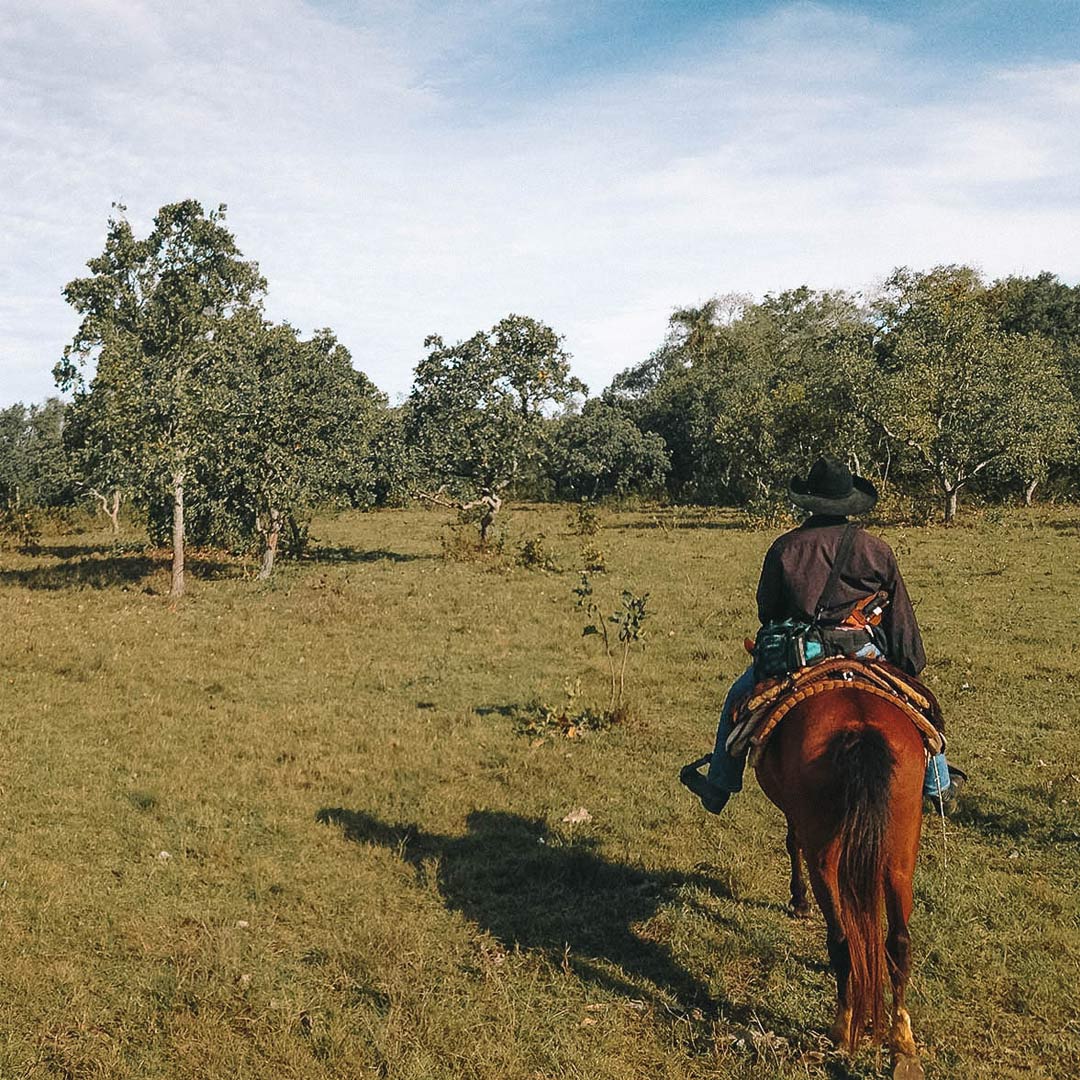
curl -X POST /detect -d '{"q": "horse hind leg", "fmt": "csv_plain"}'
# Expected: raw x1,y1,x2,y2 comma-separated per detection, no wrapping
806,860,853,1047
785,823,811,918
826,921,853,1048
885,866,924,1079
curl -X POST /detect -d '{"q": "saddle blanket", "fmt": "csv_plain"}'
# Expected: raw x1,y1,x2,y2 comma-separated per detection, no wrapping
727,657,946,767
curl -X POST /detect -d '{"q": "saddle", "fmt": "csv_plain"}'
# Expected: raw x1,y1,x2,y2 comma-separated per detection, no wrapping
727,657,946,767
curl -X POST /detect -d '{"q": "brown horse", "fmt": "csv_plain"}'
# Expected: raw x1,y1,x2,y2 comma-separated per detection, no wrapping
755,686,927,1080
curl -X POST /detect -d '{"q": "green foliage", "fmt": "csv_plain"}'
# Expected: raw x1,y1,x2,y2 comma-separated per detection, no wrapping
209,316,386,574
567,499,603,537
57,200,267,593
862,266,1078,522
611,288,876,507
516,533,559,571
367,407,413,507
547,399,669,498
0,398,74,509
0,505,42,550
56,201,386,579
606,269,1080,521
404,314,586,501
574,572,650,714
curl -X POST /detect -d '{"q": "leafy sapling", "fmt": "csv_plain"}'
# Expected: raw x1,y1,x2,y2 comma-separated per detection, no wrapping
574,573,650,717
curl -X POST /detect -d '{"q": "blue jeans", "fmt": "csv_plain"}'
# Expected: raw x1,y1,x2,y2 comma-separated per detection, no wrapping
706,646,951,796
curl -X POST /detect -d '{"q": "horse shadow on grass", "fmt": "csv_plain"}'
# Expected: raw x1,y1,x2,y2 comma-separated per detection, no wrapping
316,806,816,1045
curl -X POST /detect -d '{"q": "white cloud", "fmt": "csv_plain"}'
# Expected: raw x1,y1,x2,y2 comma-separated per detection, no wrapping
1,1,1078,406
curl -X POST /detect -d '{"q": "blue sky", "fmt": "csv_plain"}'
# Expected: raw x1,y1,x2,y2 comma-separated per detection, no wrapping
2,0,1079,406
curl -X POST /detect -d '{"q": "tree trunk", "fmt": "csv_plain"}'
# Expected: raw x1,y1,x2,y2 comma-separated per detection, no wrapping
170,469,185,597
93,488,122,533
943,484,958,525
257,508,281,580
1024,477,1039,506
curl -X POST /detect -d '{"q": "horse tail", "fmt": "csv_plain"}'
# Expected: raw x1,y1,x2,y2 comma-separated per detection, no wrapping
829,727,894,1051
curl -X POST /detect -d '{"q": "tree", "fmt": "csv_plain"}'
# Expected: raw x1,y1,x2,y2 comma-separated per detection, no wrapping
864,266,1075,522
404,315,586,537
608,289,875,507
547,399,669,498
214,317,386,577
488,314,586,421
56,200,265,595
988,272,1080,497
0,398,72,509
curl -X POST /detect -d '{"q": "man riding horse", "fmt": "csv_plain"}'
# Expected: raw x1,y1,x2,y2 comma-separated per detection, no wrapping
681,456,965,814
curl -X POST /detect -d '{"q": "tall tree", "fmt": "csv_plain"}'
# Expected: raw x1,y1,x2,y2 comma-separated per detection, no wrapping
864,266,1075,522
404,315,586,531
56,200,265,595
214,316,386,578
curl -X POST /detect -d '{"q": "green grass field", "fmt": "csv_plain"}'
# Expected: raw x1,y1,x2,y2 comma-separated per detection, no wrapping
1,504,1078,1079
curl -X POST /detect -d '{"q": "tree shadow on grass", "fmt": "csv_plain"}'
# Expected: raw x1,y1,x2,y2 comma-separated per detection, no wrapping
316,806,820,1047
1042,519,1080,536
307,546,430,564
0,551,234,591
27,542,132,560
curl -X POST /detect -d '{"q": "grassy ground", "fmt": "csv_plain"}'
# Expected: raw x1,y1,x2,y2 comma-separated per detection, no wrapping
0,503,1077,1079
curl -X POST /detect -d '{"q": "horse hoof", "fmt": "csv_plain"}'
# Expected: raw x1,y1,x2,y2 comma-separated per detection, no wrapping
893,1054,924,1080
789,903,811,920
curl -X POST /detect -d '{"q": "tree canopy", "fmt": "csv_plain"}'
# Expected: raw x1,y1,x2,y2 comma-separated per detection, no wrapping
57,200,266,594
404,315,587,499
16,216,1078,570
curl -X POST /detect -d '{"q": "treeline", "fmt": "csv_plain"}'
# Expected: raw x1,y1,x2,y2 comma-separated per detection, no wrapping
3,201,1079,591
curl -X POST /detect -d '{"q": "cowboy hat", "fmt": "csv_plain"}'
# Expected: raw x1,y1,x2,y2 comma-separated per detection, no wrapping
788,457,877,516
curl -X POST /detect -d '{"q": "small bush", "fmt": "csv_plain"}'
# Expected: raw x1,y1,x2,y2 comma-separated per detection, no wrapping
568,500,603,537
515,680,628,740
441,521,507,562
0,506,42,550
580,543,606,572
574,574,650,714
517,534,559,571
441,524,483,561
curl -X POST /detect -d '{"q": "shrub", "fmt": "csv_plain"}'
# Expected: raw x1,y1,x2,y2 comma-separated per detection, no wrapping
568,500,603,537
517,533,559,571
580,543,606,572
0,506,42,550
